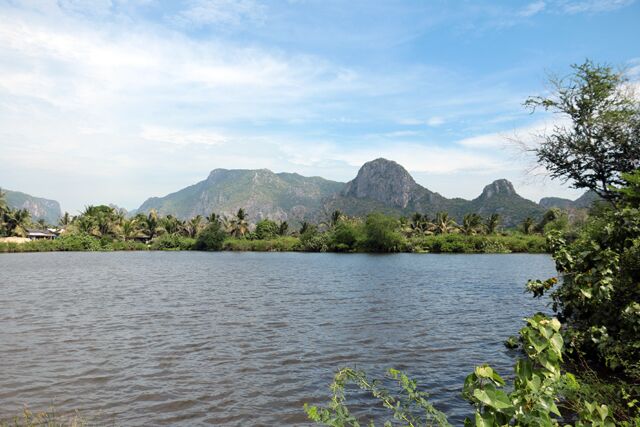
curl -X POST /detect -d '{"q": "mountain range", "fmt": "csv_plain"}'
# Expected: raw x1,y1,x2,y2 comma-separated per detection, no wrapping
135,158,592,227
3,158,596,227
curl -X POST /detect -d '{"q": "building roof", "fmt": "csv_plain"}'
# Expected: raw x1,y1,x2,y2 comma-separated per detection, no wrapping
26,228,56,237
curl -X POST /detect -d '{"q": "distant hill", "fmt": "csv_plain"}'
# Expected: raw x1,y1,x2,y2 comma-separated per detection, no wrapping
3,188,61,224
136,158,554,227
540,190,600,210
137,168,344,222
323,159,543,226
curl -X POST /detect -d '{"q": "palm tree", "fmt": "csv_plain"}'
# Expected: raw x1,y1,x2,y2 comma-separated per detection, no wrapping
36,218,47,230
185,215,203,238
4,208,31,237
278,221,289,236
299,221,311,235
521,217,535,235
121,218,138,241
206,212,221,225
0,188,8,215
161,215,182,235
485,213,501,234
140,210,160,240
434,212,457,234
75,215,95,234
409,213,433,236
59,212,72,227
460,213,482,236
330,210,343,227
229,208,249,238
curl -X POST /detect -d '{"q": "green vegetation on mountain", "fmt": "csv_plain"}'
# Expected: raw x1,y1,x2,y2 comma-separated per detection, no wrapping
135,158,549,228
2,188,61,224
137,168,344,222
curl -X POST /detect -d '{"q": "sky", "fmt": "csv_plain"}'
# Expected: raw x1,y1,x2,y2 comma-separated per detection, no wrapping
1,0,639,213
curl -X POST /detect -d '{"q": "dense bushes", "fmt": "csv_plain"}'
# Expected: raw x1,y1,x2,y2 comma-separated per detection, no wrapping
535,171,640,383
194,222,226,251
224,236,299,251
362,213,404,252
150,234,195,250
410,233,546,253
0,233,147,252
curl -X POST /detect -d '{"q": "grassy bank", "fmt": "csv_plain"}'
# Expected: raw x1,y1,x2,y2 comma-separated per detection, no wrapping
0,233,546,254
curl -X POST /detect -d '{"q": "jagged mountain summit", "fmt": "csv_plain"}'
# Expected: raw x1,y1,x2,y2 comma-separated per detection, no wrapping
136,158,547,226
2,188,61,224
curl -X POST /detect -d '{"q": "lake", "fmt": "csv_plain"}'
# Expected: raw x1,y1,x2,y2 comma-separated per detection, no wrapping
0,252,555,426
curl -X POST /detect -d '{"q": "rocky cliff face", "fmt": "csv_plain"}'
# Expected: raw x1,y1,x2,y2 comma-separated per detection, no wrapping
4,189,61,224
342,158,420,208
478,179,516,199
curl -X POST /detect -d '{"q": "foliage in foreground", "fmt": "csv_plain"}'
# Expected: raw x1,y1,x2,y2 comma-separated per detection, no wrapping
305,314,622,427
527,170,640,415
0,408,85,427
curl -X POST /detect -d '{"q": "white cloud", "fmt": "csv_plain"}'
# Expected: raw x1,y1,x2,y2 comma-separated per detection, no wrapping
520,1,546,16
559,0,635,13
174,0,266,28
140,126,228,146
427,116,445,126
457,119,569,149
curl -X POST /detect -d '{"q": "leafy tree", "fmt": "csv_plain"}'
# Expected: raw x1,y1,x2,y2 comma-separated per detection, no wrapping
330,221,361,252
255,219,278,240
525,60,640,202
536,208,569,234
362,213,404,252
521,217,535,235
194,222,226,251
531,170,640,383
278,221,289,236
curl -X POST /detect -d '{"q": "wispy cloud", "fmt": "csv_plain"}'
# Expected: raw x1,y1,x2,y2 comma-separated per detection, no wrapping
519,1,546,17
141,126,228,146
173,0,266,28
559,0,635,14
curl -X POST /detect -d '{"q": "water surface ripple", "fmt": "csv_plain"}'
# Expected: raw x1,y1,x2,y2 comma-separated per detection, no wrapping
0,252,555,425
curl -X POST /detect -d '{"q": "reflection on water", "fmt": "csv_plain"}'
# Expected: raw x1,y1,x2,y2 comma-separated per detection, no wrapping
0,252,554,426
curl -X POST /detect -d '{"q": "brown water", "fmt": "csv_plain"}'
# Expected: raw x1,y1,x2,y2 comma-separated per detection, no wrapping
0,252,555,425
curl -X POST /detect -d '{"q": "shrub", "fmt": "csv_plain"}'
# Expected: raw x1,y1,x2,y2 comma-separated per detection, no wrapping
298,230,331,252
150,234,195,250
362,213,404,253
194,223,226,251
328,221,362,252
255,219,279,240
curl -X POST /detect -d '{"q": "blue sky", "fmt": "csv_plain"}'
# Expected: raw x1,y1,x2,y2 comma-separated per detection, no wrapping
1,0,639,212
